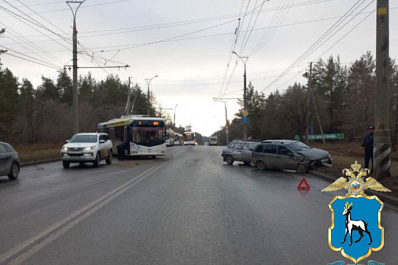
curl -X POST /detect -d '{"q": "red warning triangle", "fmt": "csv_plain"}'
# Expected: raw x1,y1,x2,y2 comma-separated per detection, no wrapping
297,178,310,190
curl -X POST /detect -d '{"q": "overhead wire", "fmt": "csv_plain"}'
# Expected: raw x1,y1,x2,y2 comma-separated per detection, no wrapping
4,7,388,52
219,0,261,99
239,0,268,55
250,0,296,56
89,18,238,52
0,23,65,66
217,0,246,98
0,2,71,66
4,53,61,69
261,0,371,92
255,0,296,55
1,46,62,69
13,0,130,79
270,6,375,94
0,0,133,19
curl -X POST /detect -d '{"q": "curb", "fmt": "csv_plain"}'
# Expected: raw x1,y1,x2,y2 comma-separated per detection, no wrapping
310,171,398,207
20,158,60,167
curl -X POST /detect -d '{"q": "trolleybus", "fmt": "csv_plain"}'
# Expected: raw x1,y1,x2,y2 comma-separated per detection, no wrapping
98,115,166,158
183,132,196,146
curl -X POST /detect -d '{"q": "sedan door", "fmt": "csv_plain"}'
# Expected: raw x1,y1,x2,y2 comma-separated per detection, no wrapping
232,143,244,161
241,143,254,162
0,143,12,175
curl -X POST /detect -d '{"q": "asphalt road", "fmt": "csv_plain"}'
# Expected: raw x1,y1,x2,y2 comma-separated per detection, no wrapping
0,146,397,265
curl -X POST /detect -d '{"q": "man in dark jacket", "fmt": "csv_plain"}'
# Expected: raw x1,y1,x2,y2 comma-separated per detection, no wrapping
361,125,374,170
117,142,129,160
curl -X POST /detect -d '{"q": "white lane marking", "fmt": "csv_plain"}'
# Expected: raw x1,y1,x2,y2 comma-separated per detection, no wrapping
172,149,185,158
0,163,166,265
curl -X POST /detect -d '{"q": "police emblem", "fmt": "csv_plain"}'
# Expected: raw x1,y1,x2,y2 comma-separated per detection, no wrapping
322,161,391,264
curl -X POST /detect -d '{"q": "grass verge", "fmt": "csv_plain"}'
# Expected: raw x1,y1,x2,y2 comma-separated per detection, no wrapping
13,143,61,164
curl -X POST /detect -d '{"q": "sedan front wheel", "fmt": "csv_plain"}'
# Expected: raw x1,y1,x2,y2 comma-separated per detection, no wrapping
8,163,19,180
225,155,234,165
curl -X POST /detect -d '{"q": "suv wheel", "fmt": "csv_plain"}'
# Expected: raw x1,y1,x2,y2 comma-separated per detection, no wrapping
63,161,70,169
256,161,266,170
94,153,101,167
106,150,112,165
8,163,19,180
225,155,234,165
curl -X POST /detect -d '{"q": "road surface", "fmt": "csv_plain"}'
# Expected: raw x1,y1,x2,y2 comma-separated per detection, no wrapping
0,146,397,264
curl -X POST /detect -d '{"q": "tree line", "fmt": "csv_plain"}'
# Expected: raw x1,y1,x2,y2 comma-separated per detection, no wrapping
213,52,398,147
0,65,160,145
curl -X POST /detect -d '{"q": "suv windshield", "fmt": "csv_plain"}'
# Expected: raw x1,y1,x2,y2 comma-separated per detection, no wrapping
70,134,98,143
288,141,310,152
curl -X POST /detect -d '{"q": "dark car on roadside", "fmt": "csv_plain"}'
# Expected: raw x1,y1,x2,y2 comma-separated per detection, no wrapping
222,141,258,165
251,140,332,174
0,142,20,180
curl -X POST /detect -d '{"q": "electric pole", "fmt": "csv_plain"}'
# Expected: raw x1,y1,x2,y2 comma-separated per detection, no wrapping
174,104,178,129
307,62,325,144
224,102,229,144
233,51,248,140
374,0,391,179
67,0,85,134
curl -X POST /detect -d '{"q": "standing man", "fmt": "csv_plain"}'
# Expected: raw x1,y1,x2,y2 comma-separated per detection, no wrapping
361,125,375,170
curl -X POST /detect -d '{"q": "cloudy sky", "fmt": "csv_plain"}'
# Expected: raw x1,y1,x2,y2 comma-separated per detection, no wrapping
1,0,397,136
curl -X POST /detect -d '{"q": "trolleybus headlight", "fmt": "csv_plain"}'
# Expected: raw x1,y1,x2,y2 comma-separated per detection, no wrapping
84,146,95,151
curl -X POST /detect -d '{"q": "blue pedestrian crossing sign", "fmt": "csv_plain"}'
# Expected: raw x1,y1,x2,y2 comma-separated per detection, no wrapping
242,117,248,123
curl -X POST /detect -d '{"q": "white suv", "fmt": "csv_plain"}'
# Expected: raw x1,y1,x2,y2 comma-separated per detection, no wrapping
61,133,113,168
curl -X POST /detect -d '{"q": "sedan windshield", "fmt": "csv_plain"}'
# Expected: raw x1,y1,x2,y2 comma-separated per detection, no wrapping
288,141,310,152
70,134,98,143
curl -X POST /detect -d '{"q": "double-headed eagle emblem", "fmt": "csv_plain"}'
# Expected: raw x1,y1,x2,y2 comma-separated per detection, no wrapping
322,161,391,196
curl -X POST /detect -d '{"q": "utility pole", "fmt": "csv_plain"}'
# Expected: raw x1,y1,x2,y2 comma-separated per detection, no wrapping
233,51,248,140
214,100,229,145
224,102,229,144
374,0,391,179
145,75,158,116
307,62,325,144
174,104,178,129
67,0,85,134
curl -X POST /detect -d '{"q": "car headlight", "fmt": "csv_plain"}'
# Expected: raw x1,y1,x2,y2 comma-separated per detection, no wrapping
62,146,68,151
84,146,95,151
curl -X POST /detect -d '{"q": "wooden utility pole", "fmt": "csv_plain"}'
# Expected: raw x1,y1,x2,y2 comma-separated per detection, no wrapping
374,0,391,179
308,62,325,144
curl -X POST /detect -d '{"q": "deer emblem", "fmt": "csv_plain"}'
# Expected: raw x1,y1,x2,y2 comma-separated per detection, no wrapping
341,202,372,246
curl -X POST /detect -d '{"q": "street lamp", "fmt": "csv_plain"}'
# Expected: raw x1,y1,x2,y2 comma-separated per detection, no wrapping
145,75,158,115
66,0,85,134
174,104,178,129
232,51,249,140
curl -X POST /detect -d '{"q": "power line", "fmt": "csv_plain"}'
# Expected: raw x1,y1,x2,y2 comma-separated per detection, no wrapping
0,0,132,19
261,0,372,92
263,1,375,93
89,18,238,52
0,23,65,65
5,53,60,69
